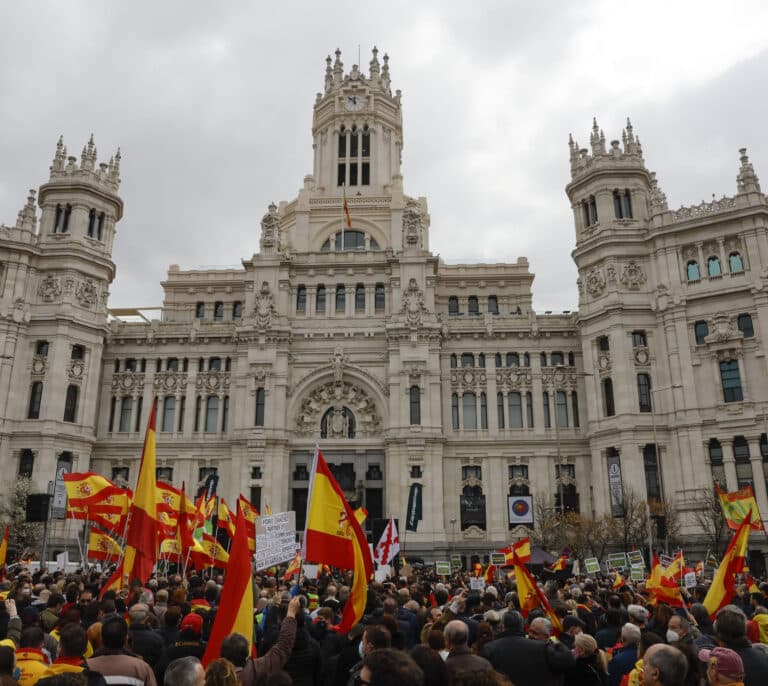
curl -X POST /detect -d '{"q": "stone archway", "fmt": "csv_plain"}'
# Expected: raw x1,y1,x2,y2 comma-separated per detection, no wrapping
295,379,382,438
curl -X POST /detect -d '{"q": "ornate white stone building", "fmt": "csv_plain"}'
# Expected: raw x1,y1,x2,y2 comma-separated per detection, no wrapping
1,49,767,569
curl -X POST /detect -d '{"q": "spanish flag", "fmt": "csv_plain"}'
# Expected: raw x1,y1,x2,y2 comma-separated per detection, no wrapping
746,574,760,594
87,529,122,561
193,533,229,568
499,537,531,566
512,552,562,633
663,550,685,580
647,553,663,591
715,482,764,531
237,494,259,553
612,570,625,591
122,397,160,585
342,186,352,229
0,527,8,577
703,510,752,618
64,472,122,509
650,574,686,609
484,564,497,585
551,555,568,572
202,502,254,667
178,481,196,555
284,552,301,581
217,499,236,539
302,448,373,633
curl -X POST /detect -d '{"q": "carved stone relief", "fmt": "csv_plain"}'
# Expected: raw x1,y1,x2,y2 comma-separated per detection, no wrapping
75,278,99,306
402,199,424,248
620,261,646,290
38,274,62,302
254,281,276,329
295,380,382,437
585,267,606,296
399,278,428,327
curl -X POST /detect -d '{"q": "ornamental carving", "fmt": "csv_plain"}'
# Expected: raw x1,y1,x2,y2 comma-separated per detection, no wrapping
634,347,651,366
195,371,231,392
295,380,382,437
31,356,47,377
495,368,532,389
705,313,738,343
38,274,61,302
112,372,144,391
402,199,424,248
585,267,606,296
682,245,698,261
451,368,487,389
75,279,99,306
545,366,578,390
620,261,646,290
153,372,188,392
724,235,742,253
606,264,617,283
403,361,426,381
260,203,280,253
254,281,276,329
399,278,428,327
68,360,85,380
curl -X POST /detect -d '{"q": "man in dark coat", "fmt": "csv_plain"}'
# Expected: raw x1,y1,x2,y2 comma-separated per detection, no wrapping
608,623,640,686
444,619,491,681
713,605,768,686
482,610,575,686
128,603,166,671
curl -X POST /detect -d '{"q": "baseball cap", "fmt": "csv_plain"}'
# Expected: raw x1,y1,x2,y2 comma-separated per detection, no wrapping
180,612,203,636
698,647,745,680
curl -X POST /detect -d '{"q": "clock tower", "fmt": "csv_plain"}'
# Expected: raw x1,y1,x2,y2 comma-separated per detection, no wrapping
311,47,404,196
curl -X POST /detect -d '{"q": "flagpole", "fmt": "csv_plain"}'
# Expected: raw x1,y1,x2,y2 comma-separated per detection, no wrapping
341,185,346,252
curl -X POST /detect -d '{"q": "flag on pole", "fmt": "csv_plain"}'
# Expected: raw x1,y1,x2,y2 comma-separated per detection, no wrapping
342,186,352,229
87,529,122,561
484,564,497,586
202,503,254,667
498,538,531,566
662,550,686,580
284,552,302,581
264,503,273,516
122,397,160,586
64,472,122,508
238,495,259,553
703,510,752,617
374,518,400,566
715,482,764,531
612,570,625,591
0,527,8,577
550,554,568,572
302,448,373,633
512,552,563,633
217,499,236,539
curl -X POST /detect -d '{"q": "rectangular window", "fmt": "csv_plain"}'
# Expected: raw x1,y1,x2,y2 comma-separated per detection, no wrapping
350,132,358,157
526,391,534,428
135,396,143,432
571,392,580,428
63,385,78,423
222,396,229,433
18,450,34,478
451,393,459,430
480,392,488,430
28,382,43,419
361,162,370,185
556,390,569,427
637,374,652,412
462,466,482,481
643,444,661,502
194,396,202,432
35,340,49,357
71,345,85,360
720,360,743,402
119,397,132,432
497,393,505,429
108,396,116,432
349,163,358,186
409,386,421,425
462,393,477,430
205,396,219,433
337,164,346,186
178,396,186,432
375,284,385,312
632,330,647,347
508,392,523,428
488,296,499,315
162,396,175,432
156,467,173,482
255,387,266,426
542,391,551,428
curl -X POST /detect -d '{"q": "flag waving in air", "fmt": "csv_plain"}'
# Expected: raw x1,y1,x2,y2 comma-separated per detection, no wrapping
374,518,400,566
703,510,752,617
715,482,764,531
342,186,352,229
302,448,373,633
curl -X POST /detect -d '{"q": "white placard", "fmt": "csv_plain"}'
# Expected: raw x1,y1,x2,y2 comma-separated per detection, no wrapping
56,551,69,571
374,566,391,582
302,564,318,580
571,559,580,576
469,577,486,591
253,511,298,570
684,572,697,589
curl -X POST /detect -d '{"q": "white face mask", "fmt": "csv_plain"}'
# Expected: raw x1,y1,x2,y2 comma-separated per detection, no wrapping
666,629,679,643
358,640,364,659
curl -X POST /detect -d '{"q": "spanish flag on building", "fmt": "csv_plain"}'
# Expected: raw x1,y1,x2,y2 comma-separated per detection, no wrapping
302,448,373,633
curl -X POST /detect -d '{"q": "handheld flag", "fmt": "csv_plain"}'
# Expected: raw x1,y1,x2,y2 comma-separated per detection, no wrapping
374,518,400,566
302,448,373,633
703,510,752,617
512,552,563,633
87,529,122,561
202,503,254,667
284,552,301,581
64,472,122,508
0,527,8,577
715,482,764,531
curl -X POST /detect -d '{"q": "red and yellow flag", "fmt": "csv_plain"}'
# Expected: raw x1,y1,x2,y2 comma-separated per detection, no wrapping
613,570,625,591
746,574,760,594
647,553,663,591
342,186,352,228
551,555,568,572
64,472,122,508
499,538,531,566
87,529,122,561
284,552,301,581
650,575,686,608
715,482,764,531
0,527,9,576
663,550,685,580
484,564,497,585
238,495,259,553
217,499,236,538
703,510,752,617
122,397,160,586
512,552,563,633
202,503,254,667
193,533,229,568
302,448,373,634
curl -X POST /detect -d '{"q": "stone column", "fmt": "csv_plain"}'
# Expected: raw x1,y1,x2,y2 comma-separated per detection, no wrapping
723,439,738,492
748,438,768,527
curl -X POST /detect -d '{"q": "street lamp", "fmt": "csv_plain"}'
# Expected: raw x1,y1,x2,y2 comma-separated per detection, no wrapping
449,517,457,563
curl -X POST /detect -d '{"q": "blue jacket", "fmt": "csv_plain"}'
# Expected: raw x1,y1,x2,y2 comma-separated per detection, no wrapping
608,645,637,686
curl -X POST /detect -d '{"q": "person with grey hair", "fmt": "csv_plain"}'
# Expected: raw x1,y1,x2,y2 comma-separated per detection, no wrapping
128,603,165,672
443,619,491,680
529,616,553,641
608,624,641,686
483,610,575,686
627,604,648,627
713,604,768,686
164,656,204,686
642,644,688,686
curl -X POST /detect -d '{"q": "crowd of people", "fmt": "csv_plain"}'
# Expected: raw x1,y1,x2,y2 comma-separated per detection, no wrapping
0,564,765,686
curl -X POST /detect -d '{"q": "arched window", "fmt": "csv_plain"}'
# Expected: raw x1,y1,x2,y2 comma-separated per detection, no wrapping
213,302,224,321
63,385,78,423
468,296,479,316
87,209,96,237
448,297,459,316
335,285,346,312
497,392,505,429
451,393,459,430
61,204,72,233
707,256,722,277
555,390,569,427
729,252,744,273
637,373,652,412
708,438,726,486
584,196,598,226
205,396,219,433
232,301,243,319
409,386,421,425
686,261,700,281
494,353,502,368
316,285,326,313
603,378,615,417
355,284,365,312
737,313,754,338
460,353,474,368
338,126,347,158
324,230,366,251
450,354,457,368
508,392,523,428
54,204,63,233
255,387,266,426
162,396,176,432
694,320,709,345
375,284,385,312
462,392,477,429
320,406,356,438
28,382,43,419
195,302,205,319
506,353,519,367
296,286,307,313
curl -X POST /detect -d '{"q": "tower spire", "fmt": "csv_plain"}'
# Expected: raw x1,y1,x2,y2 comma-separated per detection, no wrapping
333,48,343,85
737,147,761,194
369,45,380,83
324,54,333,93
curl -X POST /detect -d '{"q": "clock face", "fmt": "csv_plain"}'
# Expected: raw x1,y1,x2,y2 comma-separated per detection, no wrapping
345,95,365,111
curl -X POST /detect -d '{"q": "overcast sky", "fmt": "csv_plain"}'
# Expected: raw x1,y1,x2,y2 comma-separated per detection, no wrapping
2,1,768,312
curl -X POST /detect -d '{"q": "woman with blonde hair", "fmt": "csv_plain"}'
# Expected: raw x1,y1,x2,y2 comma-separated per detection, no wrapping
565,633,608,686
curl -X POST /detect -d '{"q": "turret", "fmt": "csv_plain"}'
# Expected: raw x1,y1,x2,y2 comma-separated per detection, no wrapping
565,118,656,244
38,134,124,263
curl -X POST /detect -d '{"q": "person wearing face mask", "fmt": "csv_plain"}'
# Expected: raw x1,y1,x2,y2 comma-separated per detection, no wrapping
345,625,391,686
665,614,702,686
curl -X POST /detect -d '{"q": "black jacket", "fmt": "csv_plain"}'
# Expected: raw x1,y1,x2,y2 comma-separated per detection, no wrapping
283,628,323,686
565,654,608,686
723,637,768,686
128,623,165,668
482,631,576,686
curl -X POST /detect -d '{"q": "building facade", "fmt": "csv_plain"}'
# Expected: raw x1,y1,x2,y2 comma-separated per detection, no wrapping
1,49,767,568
